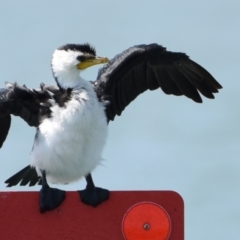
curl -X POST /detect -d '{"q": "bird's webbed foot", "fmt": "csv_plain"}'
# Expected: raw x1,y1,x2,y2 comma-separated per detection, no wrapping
40,170,65,213
79,174,109,207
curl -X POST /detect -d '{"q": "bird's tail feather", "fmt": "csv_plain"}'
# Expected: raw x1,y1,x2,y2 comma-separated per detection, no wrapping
5,165,42,187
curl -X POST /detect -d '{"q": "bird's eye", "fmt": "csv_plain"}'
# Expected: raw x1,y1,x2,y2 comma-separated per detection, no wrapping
77,55,86,62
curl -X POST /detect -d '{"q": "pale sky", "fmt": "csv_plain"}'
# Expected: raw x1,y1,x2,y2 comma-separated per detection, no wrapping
0,1,240,239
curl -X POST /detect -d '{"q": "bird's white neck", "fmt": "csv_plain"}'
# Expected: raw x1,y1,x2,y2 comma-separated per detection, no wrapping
54,69,84,89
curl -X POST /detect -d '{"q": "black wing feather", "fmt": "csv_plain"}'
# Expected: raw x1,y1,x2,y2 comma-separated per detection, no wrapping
0,115,11,148
0,83,66,148
95,44,222,121
1,83,71,187
153,67,182,96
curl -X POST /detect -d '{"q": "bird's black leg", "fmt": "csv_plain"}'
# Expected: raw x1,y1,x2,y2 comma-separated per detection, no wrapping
40,170,65,213
78,174,109,207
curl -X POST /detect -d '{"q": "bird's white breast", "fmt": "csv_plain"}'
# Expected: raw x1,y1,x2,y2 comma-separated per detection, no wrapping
30,83,108,184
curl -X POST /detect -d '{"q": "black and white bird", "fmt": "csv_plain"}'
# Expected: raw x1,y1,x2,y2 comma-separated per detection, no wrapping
0,43,222,213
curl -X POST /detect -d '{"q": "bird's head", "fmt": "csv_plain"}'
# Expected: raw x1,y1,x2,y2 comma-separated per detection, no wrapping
51,43,109,89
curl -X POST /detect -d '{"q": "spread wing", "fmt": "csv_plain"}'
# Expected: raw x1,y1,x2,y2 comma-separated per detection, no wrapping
0,82,62,148
1,83,69,187
94,44,222,121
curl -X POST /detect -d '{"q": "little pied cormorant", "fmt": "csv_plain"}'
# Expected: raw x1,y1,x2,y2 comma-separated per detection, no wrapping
0,43,222,213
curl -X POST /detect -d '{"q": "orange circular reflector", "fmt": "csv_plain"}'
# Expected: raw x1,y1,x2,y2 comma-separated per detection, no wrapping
122,202,171,240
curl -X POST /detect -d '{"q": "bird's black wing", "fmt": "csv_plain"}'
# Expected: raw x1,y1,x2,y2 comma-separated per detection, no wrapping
94,44,222,121
0,82,62,148
1,83,72,187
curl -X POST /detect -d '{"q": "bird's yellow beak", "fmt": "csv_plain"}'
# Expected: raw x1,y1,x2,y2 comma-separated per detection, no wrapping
77,57,109,70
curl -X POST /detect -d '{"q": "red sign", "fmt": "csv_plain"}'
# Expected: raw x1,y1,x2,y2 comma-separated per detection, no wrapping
0,191,183,239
